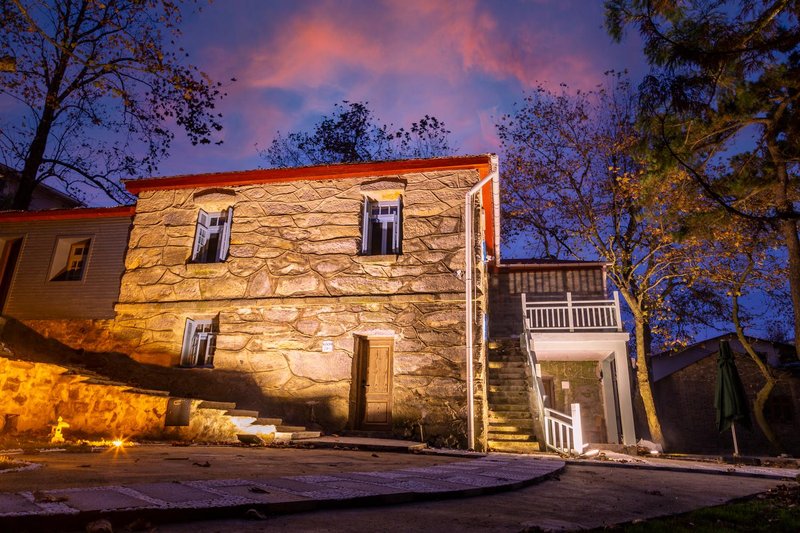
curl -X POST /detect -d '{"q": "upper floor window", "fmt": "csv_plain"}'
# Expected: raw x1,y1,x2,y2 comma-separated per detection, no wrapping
180,317,218,368
192,208,232,263
362,198,401,255
49,237,91,281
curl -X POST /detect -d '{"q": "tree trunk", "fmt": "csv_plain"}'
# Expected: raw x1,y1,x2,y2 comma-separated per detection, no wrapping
733,295,784,453
11,11,75,211
780,218,800,358
634,314,664,446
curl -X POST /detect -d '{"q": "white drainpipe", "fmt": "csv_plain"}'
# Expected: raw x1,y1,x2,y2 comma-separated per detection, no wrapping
464,163,499,450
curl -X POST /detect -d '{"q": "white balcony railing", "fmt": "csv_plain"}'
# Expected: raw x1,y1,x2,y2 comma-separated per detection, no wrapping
521,291,623,332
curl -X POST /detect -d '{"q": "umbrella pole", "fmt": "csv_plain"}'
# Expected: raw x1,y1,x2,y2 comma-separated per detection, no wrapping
731,421,739,456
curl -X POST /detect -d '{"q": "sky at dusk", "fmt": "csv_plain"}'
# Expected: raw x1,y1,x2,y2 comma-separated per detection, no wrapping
157,0,648,176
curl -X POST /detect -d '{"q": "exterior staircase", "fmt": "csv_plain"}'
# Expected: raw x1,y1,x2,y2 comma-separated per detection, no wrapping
487,341,541,453
193,402,321,445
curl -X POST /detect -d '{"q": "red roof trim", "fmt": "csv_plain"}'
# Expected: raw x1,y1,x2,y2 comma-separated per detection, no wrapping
0,205,135,222
124,155,493,194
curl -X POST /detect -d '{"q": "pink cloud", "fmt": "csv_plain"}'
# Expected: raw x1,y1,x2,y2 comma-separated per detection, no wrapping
173,0,643,170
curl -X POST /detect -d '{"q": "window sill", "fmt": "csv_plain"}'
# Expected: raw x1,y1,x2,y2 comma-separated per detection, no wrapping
186,261,228,270
355,254,401,264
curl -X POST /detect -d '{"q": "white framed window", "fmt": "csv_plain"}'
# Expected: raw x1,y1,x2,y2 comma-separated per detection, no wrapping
180,318,218,368
361,198,401,255
191,207,233,263
49,236,91,281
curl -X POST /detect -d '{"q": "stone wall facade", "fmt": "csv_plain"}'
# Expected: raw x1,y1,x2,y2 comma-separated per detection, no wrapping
106,169,489,448
0,355,260,443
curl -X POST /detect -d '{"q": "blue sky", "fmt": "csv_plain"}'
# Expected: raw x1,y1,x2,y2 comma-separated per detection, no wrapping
157,0,647,176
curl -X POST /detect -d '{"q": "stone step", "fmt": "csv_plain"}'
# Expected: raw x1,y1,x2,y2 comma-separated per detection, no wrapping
197,400,238,411
489,403,532,411
487,379,529,387
489,412,533,422
488,368,528,376
226,415,258,428
487,423,536,433
236,422,278,435
487,432,535,441
274,430,322,443
488,391,530,401
255,417,283,426
488,384,529,393
487,361,527,369
488,440,541,453
237,434,272,446
276,425,307,432
487,369,527,377
225,409,260,418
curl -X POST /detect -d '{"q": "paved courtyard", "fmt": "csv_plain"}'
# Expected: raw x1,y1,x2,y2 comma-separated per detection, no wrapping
0,443,795,532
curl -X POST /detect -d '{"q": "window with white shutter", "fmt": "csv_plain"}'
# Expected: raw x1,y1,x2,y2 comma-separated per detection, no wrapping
191,208,233,263
180,317,218,367
361,198,401,255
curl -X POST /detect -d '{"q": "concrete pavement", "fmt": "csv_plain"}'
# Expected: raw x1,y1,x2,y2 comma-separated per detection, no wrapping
1,441,798,532
0,445,563,531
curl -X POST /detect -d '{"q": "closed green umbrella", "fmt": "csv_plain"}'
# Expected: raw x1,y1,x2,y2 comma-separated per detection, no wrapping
715,340,752,456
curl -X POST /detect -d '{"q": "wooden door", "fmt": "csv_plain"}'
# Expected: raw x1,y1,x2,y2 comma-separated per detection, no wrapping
353,337,393,430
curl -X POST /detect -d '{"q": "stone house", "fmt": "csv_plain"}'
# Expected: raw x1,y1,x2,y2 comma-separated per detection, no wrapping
0,154,638,451
652,334,800,455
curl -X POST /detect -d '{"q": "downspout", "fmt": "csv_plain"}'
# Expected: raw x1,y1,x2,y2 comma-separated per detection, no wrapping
465,160,499,450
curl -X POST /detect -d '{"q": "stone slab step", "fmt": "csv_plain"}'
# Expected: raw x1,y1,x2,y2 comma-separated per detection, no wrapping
488,440,542,453
488,385,529,392
487,432,536,441
487,373,528,380
274,430,322,443
487,381,529,389
488,361,527,369
225,415,258,428
225,409,260,418
198,400,238,410
255,417,283,426
490,404,532,411
237,434,272,445
488,425,536,434
236,423,277,436
488,391,530,401
489,412,533,422
276,425,307,432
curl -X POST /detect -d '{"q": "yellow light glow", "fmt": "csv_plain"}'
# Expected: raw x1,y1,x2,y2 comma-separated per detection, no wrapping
112,439,124,448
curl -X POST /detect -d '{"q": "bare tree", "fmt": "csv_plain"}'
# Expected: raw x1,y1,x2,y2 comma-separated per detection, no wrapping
497,74,703,446
0,0,226,208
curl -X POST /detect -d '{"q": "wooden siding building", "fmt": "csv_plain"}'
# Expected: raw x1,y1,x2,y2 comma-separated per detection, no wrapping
0,207,133,319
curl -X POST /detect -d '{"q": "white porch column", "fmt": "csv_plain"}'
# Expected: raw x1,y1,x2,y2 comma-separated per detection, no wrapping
613,341,637,446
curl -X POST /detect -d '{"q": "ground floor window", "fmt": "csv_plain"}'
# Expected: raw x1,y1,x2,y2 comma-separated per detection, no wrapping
180,318,218,367
49,237,91,281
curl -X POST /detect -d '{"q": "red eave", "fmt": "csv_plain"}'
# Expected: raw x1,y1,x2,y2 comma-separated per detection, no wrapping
124,155,493,194
0,205,135,222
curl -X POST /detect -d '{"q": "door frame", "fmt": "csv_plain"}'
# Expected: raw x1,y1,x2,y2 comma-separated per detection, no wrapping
350,335,394,431
0,237,23,315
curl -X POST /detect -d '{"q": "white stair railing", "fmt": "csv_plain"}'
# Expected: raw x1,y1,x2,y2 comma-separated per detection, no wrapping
543,404,584,455
520,294,588,455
